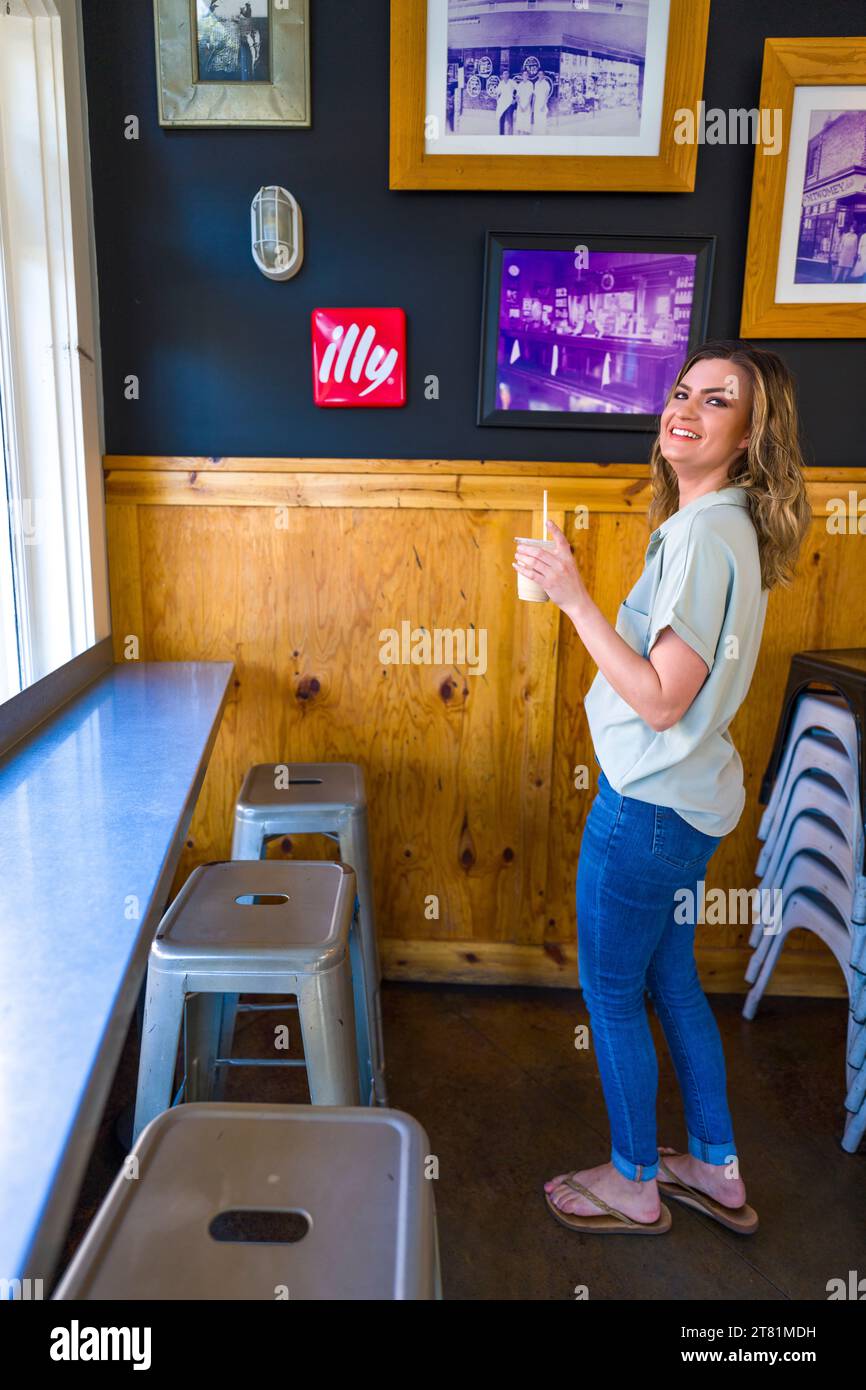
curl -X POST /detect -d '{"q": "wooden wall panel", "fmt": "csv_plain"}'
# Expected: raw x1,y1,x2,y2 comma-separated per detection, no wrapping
108,500,566,950
104,459,866,997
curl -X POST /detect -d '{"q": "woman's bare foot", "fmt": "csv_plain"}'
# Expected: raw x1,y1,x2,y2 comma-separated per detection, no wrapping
657,1146,747,1209
544,1161,662,1224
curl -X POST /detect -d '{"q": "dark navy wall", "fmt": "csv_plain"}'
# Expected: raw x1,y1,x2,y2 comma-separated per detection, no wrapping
81,0,866,465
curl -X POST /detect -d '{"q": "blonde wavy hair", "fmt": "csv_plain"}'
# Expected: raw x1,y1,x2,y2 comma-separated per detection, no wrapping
647,340,812,591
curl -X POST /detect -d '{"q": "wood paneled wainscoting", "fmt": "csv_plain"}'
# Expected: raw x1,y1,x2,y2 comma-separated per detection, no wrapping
103,457,866,998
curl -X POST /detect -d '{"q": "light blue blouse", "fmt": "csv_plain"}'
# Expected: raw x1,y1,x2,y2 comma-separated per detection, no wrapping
584,486,769,837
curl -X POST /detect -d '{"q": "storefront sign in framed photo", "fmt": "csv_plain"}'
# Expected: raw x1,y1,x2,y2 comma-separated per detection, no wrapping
390,0,710,192
740,38,866,338
153,0,310,128
477,232,715,432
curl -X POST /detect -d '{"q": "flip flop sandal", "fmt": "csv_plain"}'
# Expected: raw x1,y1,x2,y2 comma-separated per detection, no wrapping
544,1174,672,1235
656,1152,759,1235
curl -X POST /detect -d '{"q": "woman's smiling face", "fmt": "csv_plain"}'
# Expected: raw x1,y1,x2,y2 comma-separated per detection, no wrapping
660,358,753,477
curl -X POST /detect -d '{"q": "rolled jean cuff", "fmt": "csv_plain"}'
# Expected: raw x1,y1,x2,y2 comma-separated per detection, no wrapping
688,1133,737,1166
611,1146,658,1182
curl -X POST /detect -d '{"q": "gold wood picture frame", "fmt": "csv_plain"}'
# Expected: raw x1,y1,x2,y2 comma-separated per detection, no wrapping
153,0,310,129
389,0,710,192
740,38,866,339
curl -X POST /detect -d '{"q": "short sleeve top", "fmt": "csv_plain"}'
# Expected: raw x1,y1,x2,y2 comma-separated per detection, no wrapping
583,486,769,836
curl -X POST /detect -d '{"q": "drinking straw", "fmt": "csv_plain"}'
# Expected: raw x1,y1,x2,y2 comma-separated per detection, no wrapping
542,488,548,539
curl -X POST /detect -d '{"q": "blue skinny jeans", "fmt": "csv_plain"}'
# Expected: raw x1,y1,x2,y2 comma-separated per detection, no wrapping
576,765,737,1183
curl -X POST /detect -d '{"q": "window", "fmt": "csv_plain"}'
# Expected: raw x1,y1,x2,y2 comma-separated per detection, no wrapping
0,371,20,699
0,0,109,705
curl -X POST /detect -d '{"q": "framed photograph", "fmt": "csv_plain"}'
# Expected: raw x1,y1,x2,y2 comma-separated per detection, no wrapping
740,38,866,338
477,232,715,431
153,0,310,128
390,0,710,192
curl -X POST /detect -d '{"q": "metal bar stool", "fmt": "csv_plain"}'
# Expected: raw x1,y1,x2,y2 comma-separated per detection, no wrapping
132,860,360,1144
54,1103,442,1300
226,762,387,1106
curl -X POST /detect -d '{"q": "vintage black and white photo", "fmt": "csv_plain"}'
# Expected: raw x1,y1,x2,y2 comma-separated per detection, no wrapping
196,0,271,84
426,0,669,158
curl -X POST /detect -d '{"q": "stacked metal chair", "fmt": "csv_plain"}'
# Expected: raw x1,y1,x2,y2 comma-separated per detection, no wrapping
744,650,866,1154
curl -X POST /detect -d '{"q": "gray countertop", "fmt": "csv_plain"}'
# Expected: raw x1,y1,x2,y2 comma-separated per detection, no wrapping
0,660,233,1285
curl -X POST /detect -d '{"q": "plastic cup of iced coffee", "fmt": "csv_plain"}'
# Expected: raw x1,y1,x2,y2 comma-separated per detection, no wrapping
514,536,555,602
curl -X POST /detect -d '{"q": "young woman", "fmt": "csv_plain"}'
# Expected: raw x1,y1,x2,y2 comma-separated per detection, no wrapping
514,340,811,1236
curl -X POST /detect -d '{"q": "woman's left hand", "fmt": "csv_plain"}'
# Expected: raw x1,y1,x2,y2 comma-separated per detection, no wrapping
513,520,589,614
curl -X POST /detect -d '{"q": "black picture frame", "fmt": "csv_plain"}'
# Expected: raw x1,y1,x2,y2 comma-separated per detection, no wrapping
477,231,716,431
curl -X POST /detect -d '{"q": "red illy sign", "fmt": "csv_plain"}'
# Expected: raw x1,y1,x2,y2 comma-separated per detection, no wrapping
311,308,407,407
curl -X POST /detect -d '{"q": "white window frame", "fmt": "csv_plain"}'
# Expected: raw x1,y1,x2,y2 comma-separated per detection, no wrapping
0,384,21,699
0,0,109,703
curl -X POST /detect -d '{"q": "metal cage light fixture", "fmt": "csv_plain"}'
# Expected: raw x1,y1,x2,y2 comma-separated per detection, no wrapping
251,185,303,281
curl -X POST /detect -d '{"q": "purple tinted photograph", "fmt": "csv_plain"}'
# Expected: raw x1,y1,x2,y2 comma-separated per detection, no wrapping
478,234,715,431
795,110,866,286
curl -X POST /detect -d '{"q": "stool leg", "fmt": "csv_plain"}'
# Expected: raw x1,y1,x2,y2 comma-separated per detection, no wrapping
208,991,240,1103
134,974,147,1045
296,956,360,1105
185,991,223,1103
432,1197,444,1300
133,966,187,1143
742,926,791,1021
845,1049,866,1108
215,816,268,1099
231,815,267,860
744,924,775,984
842,1104,866,1154
349,908,375,1105
340,810,388,1104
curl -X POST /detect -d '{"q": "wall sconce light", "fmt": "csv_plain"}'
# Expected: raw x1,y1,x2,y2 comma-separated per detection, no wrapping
251,185,303,281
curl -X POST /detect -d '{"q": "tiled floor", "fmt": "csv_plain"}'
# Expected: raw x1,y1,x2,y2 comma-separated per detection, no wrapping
55,981,865,1300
